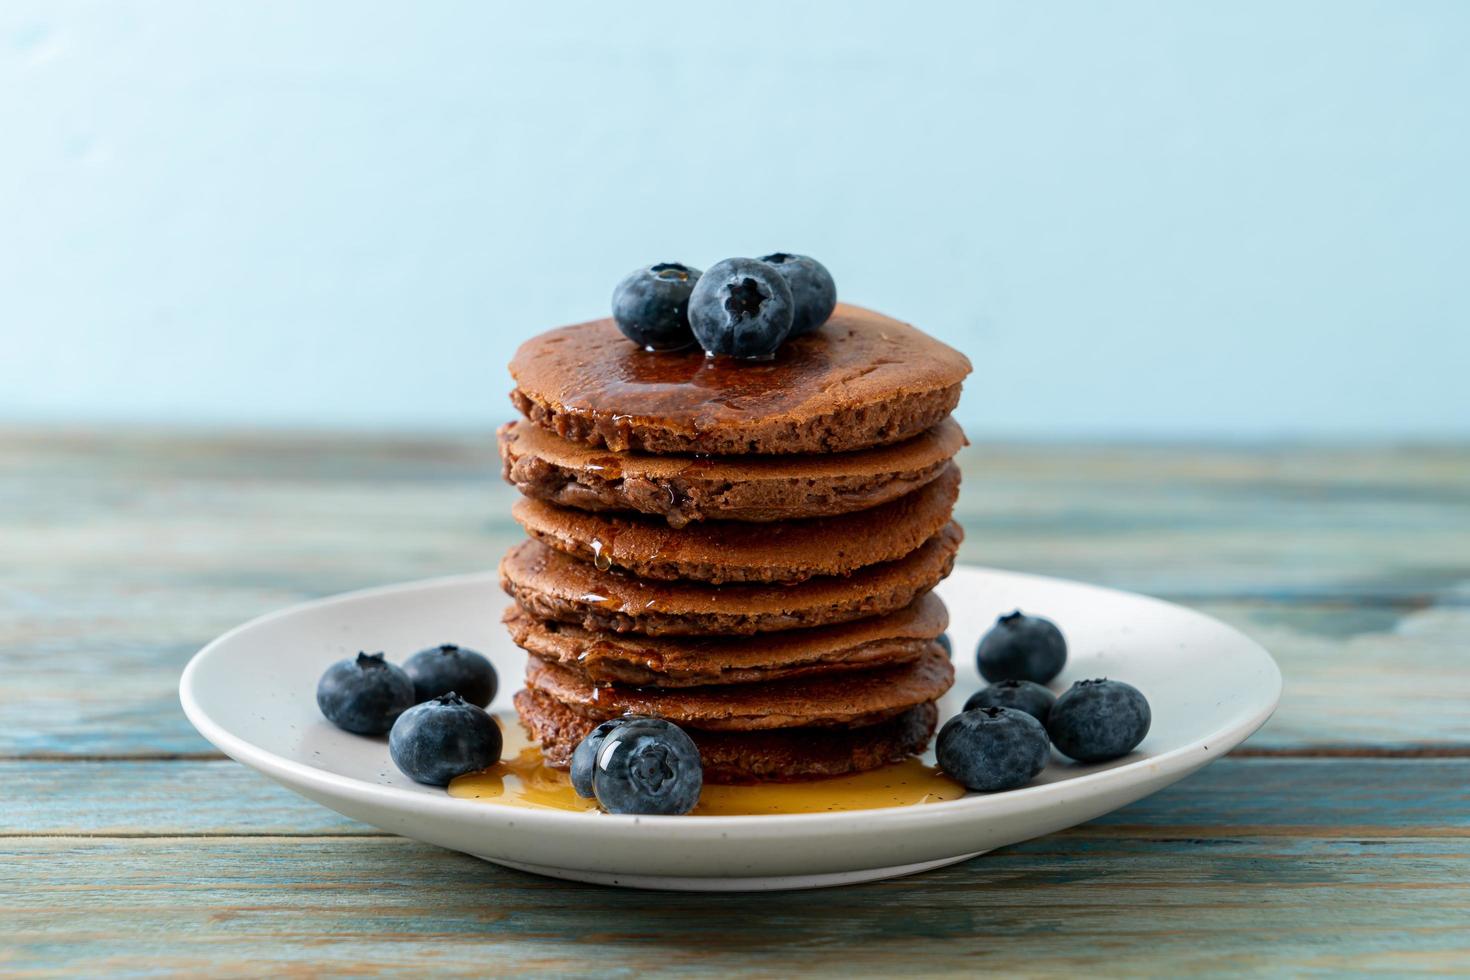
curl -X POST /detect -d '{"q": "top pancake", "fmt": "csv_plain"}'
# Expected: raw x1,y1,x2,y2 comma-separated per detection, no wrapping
498,417,966,526
509,304,971,455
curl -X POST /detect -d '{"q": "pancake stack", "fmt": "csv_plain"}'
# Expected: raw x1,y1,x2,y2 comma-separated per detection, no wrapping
498,304,972,783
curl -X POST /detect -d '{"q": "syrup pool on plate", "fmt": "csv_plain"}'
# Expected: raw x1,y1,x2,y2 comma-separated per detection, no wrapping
447,715,967,816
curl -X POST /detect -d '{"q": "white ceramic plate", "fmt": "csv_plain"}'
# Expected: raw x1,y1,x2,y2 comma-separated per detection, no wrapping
180,566,1280,891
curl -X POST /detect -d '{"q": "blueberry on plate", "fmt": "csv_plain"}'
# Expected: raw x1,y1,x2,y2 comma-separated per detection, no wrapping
316,652,415,735
592,717,703,815
388,692,503,787
977,610,1067,684
964,679,1057,724
936,632,953,656
570,718,630,799
403,643,497,707
1047,679,1151,763
936,706,1050,792
687,257,795,359
611,262,702,351
758,253,836,336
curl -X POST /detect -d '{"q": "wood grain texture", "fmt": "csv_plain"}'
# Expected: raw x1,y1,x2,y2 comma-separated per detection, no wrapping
3,759,1466,837
6,593,1468,756
7,431,1467,602
3,429,1469,975
3,431,1469,757
3,836,1468,977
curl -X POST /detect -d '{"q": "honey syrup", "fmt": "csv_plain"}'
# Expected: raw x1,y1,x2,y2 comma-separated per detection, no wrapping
447,715,966,816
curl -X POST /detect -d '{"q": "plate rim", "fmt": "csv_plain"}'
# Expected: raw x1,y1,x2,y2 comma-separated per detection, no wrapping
179,565,1282,838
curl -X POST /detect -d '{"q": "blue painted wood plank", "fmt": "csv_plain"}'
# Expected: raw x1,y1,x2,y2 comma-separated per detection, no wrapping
2,433,1468,973
1,835,1467,976
5,590,1469,755
3,435,1469,753
4,758,1467,837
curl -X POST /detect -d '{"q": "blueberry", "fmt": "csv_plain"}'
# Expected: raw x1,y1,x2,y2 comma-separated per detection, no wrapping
316,652,415,735
936,706,1050,792
687,257,795,359
964,679,1056,724
388,692,503,786
1047,679,1151,763
611,262,702,351
403,643,497,707
570,718,628,799
758,253,836,336
977,610,1067,684
592,717,702,815
936,632,952,656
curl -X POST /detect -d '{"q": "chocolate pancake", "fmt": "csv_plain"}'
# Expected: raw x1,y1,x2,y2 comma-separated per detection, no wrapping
516,688,939,784
499,522,962,636
523,646,953,731
512,464,959,585
508,304,972,455
503,592,947,687
499,417,966,527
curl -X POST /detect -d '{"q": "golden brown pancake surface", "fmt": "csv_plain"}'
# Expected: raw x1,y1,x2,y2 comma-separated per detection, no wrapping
503,592,947,686
499,522,962,636
512,464,959,584
515,688,940,784
509,304,972,455
523,646,953,731
498,417,966,527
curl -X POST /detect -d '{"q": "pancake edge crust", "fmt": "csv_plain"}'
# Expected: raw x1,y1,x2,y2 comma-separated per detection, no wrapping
499,522,963,636
512,463,960,584
511,383,964,456
498,417,966,526
501,593,947,686
522,646,953,731
515,688,940,784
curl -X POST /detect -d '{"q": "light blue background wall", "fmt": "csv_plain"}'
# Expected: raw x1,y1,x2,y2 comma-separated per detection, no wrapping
3,1,1467,438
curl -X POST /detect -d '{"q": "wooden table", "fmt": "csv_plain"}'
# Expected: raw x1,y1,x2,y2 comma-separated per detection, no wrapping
4,430,1468,976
